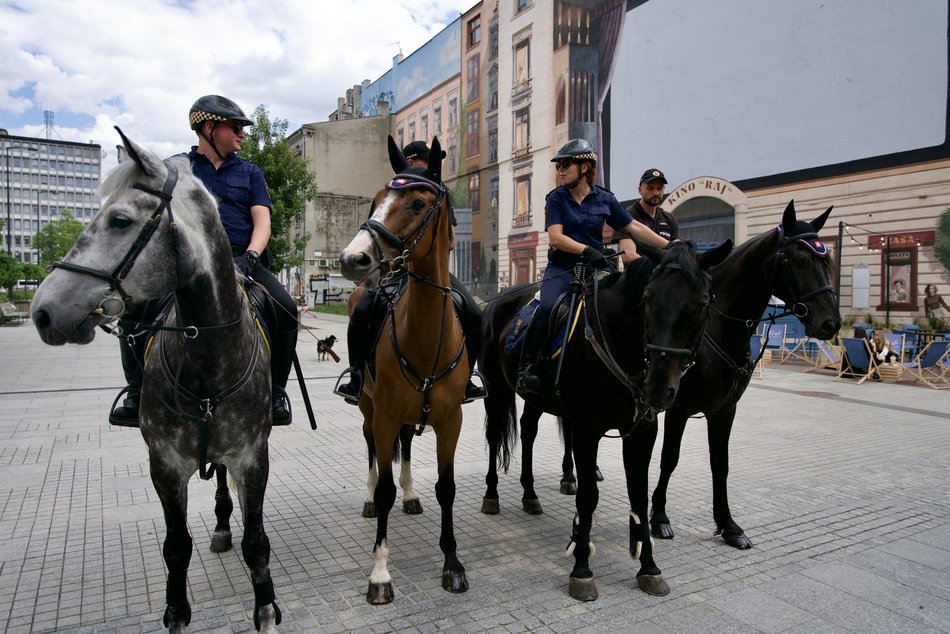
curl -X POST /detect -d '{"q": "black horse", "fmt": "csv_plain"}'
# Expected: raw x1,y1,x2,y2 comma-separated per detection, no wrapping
480,240,732,600
649,200,841,550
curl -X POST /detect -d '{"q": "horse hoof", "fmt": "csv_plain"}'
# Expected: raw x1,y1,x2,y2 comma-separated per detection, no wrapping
722,532,753,550
522,498,544,515
560,481,577,495
210,530,233,553
362,501,377,518
481,497,500,515
594,467,604,481
402,498,423,515
637,574,671,596
366,581,394,604
651,522,675,540
442,570,469,593
162,604,192,632
568,576,598,601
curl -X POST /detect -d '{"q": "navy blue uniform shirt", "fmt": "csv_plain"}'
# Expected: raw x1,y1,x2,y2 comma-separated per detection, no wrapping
188,147,272,248
544,185,632,248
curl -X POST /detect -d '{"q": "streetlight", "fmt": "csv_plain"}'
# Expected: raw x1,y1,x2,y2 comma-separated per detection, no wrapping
3,143,40,256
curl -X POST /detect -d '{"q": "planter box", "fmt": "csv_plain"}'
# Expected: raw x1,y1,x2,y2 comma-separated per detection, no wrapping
876,363,902,383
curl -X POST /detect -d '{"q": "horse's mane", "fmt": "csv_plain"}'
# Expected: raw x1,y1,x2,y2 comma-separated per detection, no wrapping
99,154,192,201
653,241,705,290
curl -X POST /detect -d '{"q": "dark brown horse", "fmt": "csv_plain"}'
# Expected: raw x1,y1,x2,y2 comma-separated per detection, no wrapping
339,136,468,604
650,200,840,549
480,240,732,601
31,130,281,632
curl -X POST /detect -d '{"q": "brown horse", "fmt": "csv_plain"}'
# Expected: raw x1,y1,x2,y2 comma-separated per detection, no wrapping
339,136,468,604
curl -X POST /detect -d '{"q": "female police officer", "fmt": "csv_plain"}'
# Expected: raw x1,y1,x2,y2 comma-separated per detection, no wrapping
516,139,669,394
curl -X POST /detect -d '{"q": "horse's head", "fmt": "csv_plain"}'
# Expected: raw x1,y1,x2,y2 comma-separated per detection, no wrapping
339,135,448,289
640,240,732,410
31,127,222,345
771,200,841,339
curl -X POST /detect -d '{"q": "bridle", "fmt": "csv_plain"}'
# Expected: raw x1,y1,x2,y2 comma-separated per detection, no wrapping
51,160,181,319
770,226,835,319
643,263,712,376
359,172,446,283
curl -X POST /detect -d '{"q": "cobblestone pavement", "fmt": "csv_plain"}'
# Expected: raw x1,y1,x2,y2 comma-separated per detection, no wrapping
1,311,949,633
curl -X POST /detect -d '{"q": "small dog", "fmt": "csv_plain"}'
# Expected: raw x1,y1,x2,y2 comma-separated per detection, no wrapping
317,335,339,362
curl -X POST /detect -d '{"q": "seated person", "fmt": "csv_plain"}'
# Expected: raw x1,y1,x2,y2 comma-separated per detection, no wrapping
869,333,898,364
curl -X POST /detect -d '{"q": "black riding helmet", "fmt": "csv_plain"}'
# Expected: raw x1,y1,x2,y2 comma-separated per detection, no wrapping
189,95,253,160
551,138,598,166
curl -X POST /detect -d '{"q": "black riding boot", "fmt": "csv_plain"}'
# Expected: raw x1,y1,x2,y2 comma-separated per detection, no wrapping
453,278,487,403
110,335,145,427
516,316,547,395
270,329,297,426
336,317,367,405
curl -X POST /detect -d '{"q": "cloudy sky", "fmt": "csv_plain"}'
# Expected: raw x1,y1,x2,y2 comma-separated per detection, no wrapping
0,0,474,171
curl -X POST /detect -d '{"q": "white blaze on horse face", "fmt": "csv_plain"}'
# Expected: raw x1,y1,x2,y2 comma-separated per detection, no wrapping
341,190,398,264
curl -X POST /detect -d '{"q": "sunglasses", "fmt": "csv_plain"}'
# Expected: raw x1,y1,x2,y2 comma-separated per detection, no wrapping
555,158,576,170
225,122,246,135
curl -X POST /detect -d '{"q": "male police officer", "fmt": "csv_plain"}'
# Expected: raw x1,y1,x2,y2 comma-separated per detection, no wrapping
614,168,679,265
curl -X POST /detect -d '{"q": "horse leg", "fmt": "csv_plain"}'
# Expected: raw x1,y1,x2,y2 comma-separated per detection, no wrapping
567,425,600,601
482,421,502,514
399,425,423,514
650,409,688,539
211,464,234,553
231,451,282,632
366,424,399,604
149,452,193,632
708,407,753,549
435,413,468,593
482,369,517,515
623,420,670,596
362,410,379,518
559,417,577,495
520,404,543,514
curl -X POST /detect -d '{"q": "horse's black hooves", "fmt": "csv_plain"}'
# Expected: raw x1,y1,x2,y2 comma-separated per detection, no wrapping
162,603,192,630
521,498,544,515
210,531,233,553
594,466,604,482
253,602,281,630
568,576,598,601
637,574,670,596
402,498,423,515
722,532,753,550
560,481,577,495
651,522,675,539
362,501,377,518
481,497,500,515
366,581,394,604
442,570,469,593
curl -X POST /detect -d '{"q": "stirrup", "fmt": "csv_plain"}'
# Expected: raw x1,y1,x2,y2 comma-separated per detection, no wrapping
462,369,488,404
333,368,362,405
272,387,291,426
108,386,140,427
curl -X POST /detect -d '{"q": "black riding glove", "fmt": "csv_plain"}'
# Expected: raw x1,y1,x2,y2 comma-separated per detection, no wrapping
234,250,260,276
582,246,609,268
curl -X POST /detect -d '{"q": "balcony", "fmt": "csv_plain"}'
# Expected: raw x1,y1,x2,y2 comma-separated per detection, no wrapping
512,77,532,98
512,144,531,160
512,213,533,228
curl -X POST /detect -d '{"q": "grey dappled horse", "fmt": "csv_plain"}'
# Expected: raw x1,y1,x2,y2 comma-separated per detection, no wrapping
31,129,281,633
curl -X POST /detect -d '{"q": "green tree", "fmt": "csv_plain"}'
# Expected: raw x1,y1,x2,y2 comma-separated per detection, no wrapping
37,210,85,269
0,251,23,300
936,208,950,272
239,106,317,272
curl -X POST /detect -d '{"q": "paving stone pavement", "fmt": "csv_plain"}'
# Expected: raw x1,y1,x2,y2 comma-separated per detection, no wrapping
1,311,949,633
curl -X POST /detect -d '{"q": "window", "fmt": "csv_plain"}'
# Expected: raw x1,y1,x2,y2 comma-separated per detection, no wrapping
467,55,480,102
515,176,531,221
468,173,480,212
517,0,533,12
488,65,499,111
421,114,428,141
397,128,404,148
466,111,480,158
467,16,481,48
447,144,457,173
514,108,530,152
489,176,500,208
489,127,498,162
448,97,458,128
488,22,499,59
514,40,530,85
433,105,442,134
408,120,415,142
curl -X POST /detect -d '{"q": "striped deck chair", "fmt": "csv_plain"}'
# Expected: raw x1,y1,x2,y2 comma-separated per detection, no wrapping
806,338,842,374
899,339,950,389
835,337,877,384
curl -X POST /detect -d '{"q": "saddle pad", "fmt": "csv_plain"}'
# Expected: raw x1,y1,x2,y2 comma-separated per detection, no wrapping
503,298,582,360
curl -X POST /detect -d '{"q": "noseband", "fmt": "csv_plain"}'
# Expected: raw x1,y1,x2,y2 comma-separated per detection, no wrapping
359,173,446,277
51,160,180,317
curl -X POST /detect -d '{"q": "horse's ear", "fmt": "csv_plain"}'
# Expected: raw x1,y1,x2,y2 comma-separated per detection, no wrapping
388,135,408,174
781,200,797,236
428,137,443,183
698,239,733,269
115,126,163,178
639,244,666,265
810,205,834,232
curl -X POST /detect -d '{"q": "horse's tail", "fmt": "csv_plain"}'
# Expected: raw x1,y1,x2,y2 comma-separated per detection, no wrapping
481,284,536,472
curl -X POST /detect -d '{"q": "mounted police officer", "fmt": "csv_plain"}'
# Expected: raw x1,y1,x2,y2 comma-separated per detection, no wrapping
516,139,670,395
110,95,297,427
334,140,486,405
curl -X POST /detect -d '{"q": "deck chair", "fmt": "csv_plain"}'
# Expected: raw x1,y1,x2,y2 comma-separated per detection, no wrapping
899,339,950,389
749,334,764,378
881,332,905,363
835,337,877,384
806,338,842,374
780,320,809,364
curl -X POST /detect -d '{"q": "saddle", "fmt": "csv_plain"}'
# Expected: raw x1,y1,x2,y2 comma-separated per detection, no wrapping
504,291,584,364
